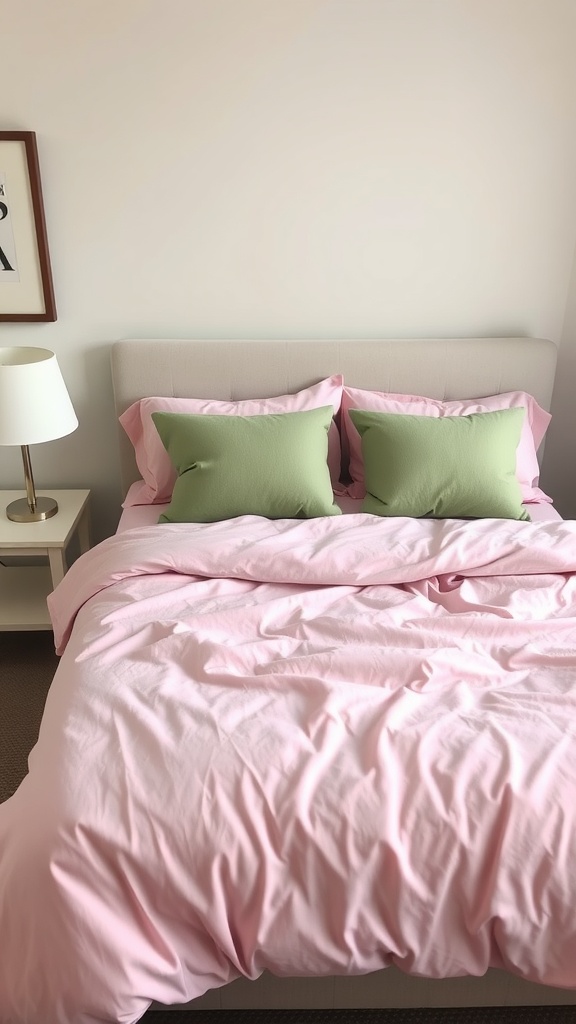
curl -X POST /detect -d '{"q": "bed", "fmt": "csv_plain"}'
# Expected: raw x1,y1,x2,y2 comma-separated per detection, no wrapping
2,335,576,1023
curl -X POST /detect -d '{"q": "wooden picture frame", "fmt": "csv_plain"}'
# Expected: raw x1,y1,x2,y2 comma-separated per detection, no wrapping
0,131,57,322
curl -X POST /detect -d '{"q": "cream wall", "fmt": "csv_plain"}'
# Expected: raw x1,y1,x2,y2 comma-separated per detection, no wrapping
1,0,576,538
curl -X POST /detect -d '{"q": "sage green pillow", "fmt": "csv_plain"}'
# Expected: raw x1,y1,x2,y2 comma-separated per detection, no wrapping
348,407,530,520
152,406,341,523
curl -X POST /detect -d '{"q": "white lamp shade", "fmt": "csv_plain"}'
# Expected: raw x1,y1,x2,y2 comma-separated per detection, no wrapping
0,347,78,447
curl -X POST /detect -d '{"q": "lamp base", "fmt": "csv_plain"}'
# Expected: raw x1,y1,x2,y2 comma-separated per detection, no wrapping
6,495,59,523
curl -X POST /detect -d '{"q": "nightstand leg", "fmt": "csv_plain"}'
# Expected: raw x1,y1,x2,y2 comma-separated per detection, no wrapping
48,549,67,588
77,507,91,555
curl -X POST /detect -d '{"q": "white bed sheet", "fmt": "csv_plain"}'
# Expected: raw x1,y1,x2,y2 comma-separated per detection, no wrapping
117,482,563,533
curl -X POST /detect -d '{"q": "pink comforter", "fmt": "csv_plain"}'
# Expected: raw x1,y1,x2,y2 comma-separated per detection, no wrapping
2,514,576,1023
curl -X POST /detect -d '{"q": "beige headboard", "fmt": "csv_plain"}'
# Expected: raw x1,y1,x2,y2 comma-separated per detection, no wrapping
111,337,558,496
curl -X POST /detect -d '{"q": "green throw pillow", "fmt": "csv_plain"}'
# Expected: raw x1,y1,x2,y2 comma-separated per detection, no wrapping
348,407,530,520
152,406,341,523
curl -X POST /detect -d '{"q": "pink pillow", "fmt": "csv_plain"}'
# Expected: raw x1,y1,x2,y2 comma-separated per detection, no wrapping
120,376,344,506
340,387,552,504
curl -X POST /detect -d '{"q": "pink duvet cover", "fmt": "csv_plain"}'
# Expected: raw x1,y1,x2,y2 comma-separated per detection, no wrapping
2,513,576,1023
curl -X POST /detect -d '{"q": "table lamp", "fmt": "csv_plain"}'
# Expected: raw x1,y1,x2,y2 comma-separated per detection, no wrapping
0,347,78,522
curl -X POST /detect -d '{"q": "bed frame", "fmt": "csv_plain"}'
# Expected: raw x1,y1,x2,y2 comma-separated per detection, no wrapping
112,336,557,497
110,336,576,1012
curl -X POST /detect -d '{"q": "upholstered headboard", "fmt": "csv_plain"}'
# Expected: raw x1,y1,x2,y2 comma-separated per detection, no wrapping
111,337,557,496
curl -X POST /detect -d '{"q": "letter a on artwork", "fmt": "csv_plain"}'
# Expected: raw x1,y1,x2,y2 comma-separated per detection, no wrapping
0,175,20,280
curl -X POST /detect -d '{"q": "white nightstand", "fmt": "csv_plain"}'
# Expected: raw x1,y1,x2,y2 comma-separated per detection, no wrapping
0,489,91,631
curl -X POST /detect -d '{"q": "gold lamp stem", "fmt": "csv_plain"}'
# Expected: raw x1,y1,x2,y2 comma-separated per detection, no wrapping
5,445,59,523
21,444,37,512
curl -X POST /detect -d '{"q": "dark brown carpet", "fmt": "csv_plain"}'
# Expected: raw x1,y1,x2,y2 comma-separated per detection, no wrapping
3,633,576,1023
140,1009,576,1022
0,630,58,804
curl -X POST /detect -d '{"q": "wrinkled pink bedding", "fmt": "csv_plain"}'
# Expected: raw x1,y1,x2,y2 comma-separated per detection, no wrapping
2,513,576,1024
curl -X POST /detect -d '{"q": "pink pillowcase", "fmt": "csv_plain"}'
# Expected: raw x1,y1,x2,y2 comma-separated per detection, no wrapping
340,387,552,504
120,375,344,506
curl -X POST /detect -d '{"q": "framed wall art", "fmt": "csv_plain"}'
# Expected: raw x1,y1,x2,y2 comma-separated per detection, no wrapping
0,131,57,322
